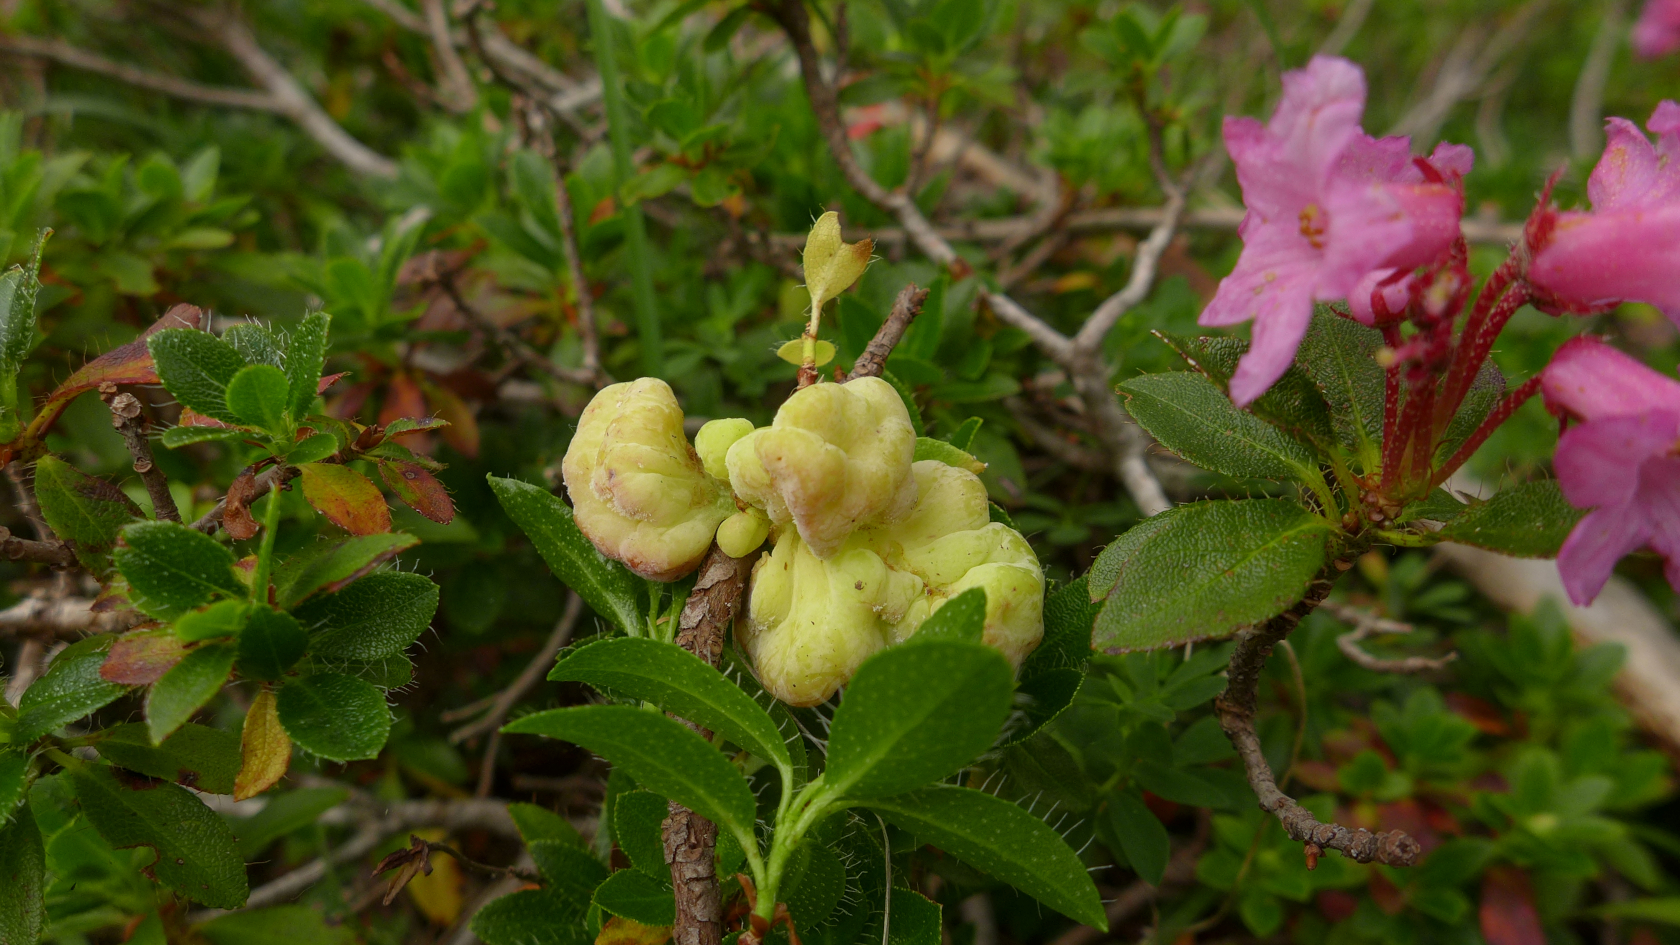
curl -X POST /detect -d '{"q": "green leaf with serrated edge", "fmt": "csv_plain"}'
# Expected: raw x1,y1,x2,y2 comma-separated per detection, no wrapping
221,323,284,369
1104,790,1169,884
855,785,1106,929
64,760,249,908
1396,488,1468,524
0,752,26,823
472,888,589,945
488,476,644,636
32,455,141,573
988,501,1016,528
285,311,330,420
0,807,45,945
1004,733,1099,813
1295,311,1385,462
802,814,886,945
1435,480,1584,558
531,841,609,904
1005,668,1083,746
0,230,46,383
1024,577,1096,677
880,368,925,436
92,722,240,794
146,328,248,424
174,599,249,643
903,586,985,645
549,638,789,771
912,436,985,473
233,786,349,858
296,652,413,690
592,869,674,925
1119,372,1320,483
276,673,391,762
1155,331,1334,446
236,606,307,681
160,425,254,449
225,363,290,433
946,416,983,452
14,635,128,742
286,431,339,464
886,887,942,945
114,521,244,620
613,790,669,877
198,905,357,945
1092,499,1330,652
295,570,438,660
1434,357,1505,465
147,642,236,744
503,705,756,842
824,640,1013,799
720,649,810,787
511,802,588,848
779,837,846,929
271,533,419,609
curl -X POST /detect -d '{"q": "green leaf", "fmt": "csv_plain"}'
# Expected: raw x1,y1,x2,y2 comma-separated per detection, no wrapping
225,364,291,432
1597,898,1680,925
232,786,349,858
0,808,45,945
271,533,419,609
472,889,589,945
146,328,249,424
1007,668,1083,746
32,455,141,573
0,230,46,388
146,642,236,744
1023,577,1096,677
65,760,249,908
781,837,847,929
592,869,675,925
236,606,308,681
613,790,669,876
903,587,985,645
531,841,609,905
886,887,941,945
114,521,244,620
548,638,790,771
286,311,331,420
14,635,129,742
912,436,985,473
1435,480,1584,558
1435,358,1505,465
1091,499,1330,651
880,369,926,437
198,905,357,945
824,640,1014,799
488,476,645,636
1110,790,1178,881
0,751,27,821
1118,372,1320,483
295,570,439,660
503,705,756,843
276,673,391,762
160,425,255,449
511,802,588,849
221,323,285,368
1295,311,1385,462
286,432,339,465
174,599,250,643
946,417,983,452
1154,332,1334,447
93,722,240,795
856,785,1106,929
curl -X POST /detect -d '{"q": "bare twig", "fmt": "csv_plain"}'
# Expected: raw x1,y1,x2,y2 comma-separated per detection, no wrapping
1216,572,1422,867
520,101,607,384
1002,398,1107,473
847,285,928,381
1388,0,1548,142
100,385,179,523
420,0,478,112
1569,0,1628,160
5,463,50,540
450,592,584,745
0,594,142,636
0,528,76,568
0,33,279,110
1322,601,1457,674
665,545,754,945
1317,0,1376,57
4,638,45,706
191,465,297,535
438,272,605,390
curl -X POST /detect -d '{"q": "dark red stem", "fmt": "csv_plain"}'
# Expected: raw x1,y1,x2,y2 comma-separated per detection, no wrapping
1379,324,1406,487
1436,274,1529,436
1430,375,1543,488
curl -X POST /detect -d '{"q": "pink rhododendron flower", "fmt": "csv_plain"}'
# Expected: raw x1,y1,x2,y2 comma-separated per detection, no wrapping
1528,102,1680,322
1634,0,1680,58
1541,336,1680,605
1202,56,1469,405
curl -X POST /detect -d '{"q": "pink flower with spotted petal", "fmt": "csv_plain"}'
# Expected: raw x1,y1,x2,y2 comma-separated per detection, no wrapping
1202,56,1469,405
1528,102,1680,322
1634,0,1680,58
1541,336,1680,605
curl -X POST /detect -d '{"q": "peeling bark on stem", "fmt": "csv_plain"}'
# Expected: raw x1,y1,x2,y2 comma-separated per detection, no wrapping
848,284,928,381
101,385,179,523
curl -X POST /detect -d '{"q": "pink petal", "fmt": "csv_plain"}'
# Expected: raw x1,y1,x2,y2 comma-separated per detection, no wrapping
1640,456,1680,595
1347,268,1411,325
1337,133,1414,182
1553,413,1680,508
1540,336,1680,421
1227,281,1317,407
1633,0,1680,58
1528,206,1680,319
1426,142,1475,178
1557,504,1652,605
1588,117,1662,210
1321,178,1460,289
1200,226,1320,328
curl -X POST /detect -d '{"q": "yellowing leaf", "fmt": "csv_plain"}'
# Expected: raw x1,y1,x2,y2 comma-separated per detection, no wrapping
776,339,836,367
235,687,290,800
299,463,391,536
1051,272,1099,293
407,828,464,926
802,211,872,311
596,916,673,945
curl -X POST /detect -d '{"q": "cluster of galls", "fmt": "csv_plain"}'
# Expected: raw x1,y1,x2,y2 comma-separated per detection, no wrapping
563,375,1044,706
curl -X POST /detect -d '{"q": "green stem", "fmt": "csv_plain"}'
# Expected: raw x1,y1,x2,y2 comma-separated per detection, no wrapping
756,778,838,920
586,0,663,377
250,484,285,604
1372,528,1440,548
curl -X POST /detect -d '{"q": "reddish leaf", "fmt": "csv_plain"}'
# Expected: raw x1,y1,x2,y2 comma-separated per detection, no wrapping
102,628,187,685
177,407,238,430
24,305,204,446
379,373,431,452
318,371,349,395
379,460,454,524
299,463,391,535
1446,692,1512,736
222,467,262,541
1316,890,1359,924
1481,867,1545,945
421,381,479,458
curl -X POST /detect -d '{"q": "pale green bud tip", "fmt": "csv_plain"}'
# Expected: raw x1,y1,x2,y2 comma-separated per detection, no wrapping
716,508,771,558
695,417,755,482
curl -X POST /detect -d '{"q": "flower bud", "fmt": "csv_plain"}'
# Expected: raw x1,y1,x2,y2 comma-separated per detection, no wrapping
562,379,734,581
716,507,772,558
726,377,917,557
695,417,755,481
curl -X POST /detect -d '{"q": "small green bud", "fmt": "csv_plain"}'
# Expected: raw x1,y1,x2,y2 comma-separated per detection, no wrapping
695,417,755,481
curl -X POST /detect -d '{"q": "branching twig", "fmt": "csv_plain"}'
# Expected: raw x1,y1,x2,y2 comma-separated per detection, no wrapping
1322,601,1457,674
0,33,279,110
1215,573,1422,867
449,592,584,745
420,0,478,112
1002,397,1107,473
0,528,76,568
191,465,297,535
0,594,142,636
519,100,607,385
847,285,928,381
436,271,605,390
100,385,179,523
